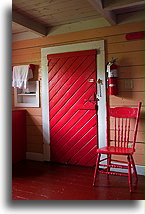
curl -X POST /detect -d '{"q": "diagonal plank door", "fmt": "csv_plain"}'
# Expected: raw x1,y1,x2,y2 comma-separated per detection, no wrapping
47,50,98,167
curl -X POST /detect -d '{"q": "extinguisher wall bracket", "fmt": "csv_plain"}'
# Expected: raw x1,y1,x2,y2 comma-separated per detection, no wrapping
97,78,103,85
97,78,103,97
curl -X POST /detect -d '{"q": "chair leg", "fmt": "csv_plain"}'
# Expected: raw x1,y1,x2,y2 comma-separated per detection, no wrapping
127,155,132,193
93,153,101,186
130,155,138,184
107,154,111,173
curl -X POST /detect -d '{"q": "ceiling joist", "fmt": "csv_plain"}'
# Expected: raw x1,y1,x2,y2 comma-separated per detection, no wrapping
103,0,144,11
12,10,48,36
87,0,116,25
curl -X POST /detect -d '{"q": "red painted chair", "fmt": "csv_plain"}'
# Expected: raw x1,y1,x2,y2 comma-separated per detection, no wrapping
93,102,141,192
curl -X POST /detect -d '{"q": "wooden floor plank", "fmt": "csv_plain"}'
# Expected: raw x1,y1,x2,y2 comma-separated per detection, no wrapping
12,160,144,200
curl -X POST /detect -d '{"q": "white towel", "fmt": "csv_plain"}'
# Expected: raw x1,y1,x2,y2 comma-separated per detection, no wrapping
12,65,33,89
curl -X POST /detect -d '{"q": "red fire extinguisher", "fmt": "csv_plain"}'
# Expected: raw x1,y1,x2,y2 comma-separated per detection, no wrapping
107,57,118,96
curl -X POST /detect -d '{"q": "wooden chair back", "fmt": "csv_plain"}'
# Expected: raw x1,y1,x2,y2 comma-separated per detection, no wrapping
108,102,141,150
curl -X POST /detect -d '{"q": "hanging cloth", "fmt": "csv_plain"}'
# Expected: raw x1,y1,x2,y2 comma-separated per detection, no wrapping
12,65,33,89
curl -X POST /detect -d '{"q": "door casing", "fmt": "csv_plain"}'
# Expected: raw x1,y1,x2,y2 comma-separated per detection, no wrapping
41,40,106,161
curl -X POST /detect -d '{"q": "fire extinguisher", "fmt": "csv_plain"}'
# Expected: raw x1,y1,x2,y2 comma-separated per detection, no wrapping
106,57,118,96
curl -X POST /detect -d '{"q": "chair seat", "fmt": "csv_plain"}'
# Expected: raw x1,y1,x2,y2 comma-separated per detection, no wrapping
96,146,134,155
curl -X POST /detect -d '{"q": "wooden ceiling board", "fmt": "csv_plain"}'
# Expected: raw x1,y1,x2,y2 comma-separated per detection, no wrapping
13,0,70,8
113,5,144,15
36,12,100,25
14,0,95,12
12,22,28,33
12,0,144,40
103,0,144,10
13,0,100,27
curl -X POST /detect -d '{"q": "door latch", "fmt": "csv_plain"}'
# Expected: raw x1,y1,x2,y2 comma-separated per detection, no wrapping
97,78,103,97
88,79,95,83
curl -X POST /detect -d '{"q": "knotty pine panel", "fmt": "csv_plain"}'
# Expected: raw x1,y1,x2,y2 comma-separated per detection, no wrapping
13,61,41,66
27,143,43,153
12,53,41,64
133,154,144,166
13,50,144,69
106,34,138,44
117,78,144,92
12,33,135,55
118,65,144,79
107,51,144,66
27,135,43,145
26,115,42,126
135,143,145,155
12,51,144,66
12,21,143,50
12,47,41,56
107,40,144,54
109,92,144,106
12,34,134,57
19,107,42,116
26,125,42,136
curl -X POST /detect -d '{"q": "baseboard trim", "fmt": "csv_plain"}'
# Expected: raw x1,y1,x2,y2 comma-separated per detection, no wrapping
136,165,144,176
111,163,144,176
26,152,144,175
26,152,44,161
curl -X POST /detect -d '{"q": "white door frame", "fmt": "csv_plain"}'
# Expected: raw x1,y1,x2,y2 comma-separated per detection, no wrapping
41,40,106,161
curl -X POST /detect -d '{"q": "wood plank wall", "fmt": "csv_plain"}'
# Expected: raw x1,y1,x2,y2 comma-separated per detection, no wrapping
12,21,144,165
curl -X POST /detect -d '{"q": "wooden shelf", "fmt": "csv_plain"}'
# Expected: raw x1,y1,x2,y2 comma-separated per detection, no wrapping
18,93,36,96
14,81,39,107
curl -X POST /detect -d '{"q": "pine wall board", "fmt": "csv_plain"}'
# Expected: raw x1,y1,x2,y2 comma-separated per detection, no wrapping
12,21,143,49
12,21,144,166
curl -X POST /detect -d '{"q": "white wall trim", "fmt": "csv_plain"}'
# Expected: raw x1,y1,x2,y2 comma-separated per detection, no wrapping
41,40,106,161
136,165,144,175
41,49,50,161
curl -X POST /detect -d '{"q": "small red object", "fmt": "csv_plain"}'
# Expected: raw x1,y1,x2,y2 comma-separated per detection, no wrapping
93,102,141,193
125,31,144,40
29,64,35,70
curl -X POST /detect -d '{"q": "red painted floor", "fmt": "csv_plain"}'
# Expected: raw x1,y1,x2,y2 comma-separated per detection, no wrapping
12,160,144,200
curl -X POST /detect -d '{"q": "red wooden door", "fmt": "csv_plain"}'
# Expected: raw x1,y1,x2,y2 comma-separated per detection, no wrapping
47,50,98,166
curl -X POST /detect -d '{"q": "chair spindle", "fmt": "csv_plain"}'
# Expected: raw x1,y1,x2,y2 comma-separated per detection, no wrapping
118,118,120,147
121,118,123,147
127,118,131,148
114,117,116,147
124,118,127,147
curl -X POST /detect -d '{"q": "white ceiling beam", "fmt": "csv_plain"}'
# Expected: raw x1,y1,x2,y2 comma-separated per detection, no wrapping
12,10,48,36
103,0,144,11
87,0,116,25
